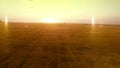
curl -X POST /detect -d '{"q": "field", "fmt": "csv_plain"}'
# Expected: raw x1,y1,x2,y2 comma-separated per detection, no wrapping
0,22,120,68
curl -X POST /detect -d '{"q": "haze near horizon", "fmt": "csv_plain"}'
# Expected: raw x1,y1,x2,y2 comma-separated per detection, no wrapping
0,0,120,24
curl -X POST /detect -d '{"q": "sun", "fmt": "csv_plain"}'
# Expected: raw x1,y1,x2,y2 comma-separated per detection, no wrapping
41,18,60,23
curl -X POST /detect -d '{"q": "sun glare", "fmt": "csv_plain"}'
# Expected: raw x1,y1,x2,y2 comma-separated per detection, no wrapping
5,16,8,25
91,16,95,32
41,18,60,23
92,16,95,25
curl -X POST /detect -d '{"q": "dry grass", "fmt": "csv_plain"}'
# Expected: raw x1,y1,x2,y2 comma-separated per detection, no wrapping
0,22,120,68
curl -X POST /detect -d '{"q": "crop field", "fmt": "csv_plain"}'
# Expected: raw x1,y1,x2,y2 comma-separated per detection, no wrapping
0,22,120,68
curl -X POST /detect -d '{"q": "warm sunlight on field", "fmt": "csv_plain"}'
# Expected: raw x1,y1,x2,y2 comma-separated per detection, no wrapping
0,23,120,68
0,0,120,67
41,18,60,23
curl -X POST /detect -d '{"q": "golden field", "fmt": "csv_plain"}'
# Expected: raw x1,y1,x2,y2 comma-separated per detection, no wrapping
0,22,120,68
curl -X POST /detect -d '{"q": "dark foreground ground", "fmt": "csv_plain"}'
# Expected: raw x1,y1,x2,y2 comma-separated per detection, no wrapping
0,23,120,68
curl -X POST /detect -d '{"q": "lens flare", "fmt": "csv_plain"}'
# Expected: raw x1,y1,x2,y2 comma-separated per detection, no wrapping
91,16,95,32
4,16,9,33
92,16,95,25
5,16,8,25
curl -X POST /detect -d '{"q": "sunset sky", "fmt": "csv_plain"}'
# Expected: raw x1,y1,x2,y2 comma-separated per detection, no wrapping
0,0,120,24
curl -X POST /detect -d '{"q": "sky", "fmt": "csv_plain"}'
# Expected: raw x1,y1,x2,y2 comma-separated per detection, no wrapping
0,0,120,24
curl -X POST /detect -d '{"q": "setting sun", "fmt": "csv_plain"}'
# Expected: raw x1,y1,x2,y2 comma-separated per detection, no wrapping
41,18,60,23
